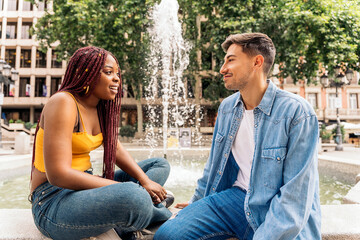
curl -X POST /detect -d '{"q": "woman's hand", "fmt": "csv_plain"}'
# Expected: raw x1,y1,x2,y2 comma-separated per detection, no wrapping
141,178,167,204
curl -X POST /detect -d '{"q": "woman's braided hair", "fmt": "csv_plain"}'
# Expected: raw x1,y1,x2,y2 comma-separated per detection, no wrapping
32,46,122,179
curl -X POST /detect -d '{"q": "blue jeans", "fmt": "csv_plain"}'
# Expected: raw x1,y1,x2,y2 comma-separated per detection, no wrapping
154,187,254,240
31,158,172,240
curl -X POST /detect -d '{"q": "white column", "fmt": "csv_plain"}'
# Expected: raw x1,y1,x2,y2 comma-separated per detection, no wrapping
3,0,8,12
30,75,35,97
30,106,34,124
15,45,21,69
0,46,5,59
47,48,52,69
18,0,23,11
1,18,7,40
45,75,50,97
31,46,36,68
17,17,22,40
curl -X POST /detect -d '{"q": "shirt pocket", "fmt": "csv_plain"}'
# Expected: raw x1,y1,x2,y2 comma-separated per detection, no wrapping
214,132,224,149
261,147,287,190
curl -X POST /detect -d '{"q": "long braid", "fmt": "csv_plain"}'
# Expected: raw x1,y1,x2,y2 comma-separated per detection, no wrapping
31,46,122,180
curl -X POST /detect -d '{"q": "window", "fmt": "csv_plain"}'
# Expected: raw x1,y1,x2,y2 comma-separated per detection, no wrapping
328,93,342,109
349,93,358,109
51,51,62,68
19,77,30,97
307,93,317,108
20,49,31,68
37,1,47,11
6,22,17,39
201,49,212,71
36,49,47,68
21,22,32,39
50,77,62,96
22,1,33,11
35,77,46,97
7,0,18,11
5,49,16,68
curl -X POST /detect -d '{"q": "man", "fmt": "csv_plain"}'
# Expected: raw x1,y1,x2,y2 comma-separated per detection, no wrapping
155,33,321,240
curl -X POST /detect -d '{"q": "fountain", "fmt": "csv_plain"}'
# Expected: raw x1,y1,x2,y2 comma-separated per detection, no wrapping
145,0,195,158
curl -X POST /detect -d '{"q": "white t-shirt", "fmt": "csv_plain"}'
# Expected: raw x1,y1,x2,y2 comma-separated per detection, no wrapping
231,109,255,190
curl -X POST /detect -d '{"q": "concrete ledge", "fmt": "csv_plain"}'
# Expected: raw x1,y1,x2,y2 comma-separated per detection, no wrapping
1,205,360,240
321,205,360,240
343,182,360,204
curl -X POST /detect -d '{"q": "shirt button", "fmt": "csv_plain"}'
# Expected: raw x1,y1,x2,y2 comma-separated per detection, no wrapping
219,171,222,175
246,212,250,216
229,136,233,139
277,157,280,160
212,188,215,191
255,124,258,128
224,153,227,157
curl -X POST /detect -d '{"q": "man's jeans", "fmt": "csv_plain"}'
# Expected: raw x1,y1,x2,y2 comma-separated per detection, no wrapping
30,158,172,240
155,187,254,240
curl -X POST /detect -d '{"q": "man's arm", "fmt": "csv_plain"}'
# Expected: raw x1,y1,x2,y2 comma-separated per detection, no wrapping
253,115,319,239
188,107,222,204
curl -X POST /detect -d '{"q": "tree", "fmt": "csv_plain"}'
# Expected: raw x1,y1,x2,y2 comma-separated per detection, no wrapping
30,0,158,133
179,0,360,91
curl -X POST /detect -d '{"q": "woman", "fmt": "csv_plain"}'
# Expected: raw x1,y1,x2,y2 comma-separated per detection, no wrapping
29,46,172,240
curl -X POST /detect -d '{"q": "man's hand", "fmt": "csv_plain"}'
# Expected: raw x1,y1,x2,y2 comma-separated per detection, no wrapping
175,202,189,209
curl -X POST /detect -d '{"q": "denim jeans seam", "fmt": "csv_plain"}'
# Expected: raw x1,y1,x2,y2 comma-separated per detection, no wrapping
197,231,237,240
41,213,128,230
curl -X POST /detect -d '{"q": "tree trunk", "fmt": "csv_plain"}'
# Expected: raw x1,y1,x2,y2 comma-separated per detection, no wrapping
137,100,143,134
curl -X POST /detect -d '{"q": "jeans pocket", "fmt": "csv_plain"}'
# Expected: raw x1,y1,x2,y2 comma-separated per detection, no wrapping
261,147,287,190
37,185,63,208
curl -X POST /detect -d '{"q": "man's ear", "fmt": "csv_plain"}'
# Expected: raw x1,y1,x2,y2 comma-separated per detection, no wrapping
254,55,264,70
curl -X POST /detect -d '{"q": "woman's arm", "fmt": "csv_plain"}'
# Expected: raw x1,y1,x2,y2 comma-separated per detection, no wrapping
43,93,117,190
115,140,167,202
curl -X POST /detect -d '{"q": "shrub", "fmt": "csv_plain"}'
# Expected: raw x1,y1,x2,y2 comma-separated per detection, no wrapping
331,124,345,143
119,125,136,137
25,122,33,130
15,119,24,123
9,119,14,123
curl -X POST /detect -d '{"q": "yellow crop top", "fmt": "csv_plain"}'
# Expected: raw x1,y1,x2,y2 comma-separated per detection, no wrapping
34,92,103,172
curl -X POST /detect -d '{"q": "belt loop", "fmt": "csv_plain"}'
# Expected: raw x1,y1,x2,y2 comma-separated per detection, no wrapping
28,193,34,203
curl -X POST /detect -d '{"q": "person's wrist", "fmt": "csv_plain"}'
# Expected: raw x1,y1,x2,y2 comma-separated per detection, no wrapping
138,175,151,186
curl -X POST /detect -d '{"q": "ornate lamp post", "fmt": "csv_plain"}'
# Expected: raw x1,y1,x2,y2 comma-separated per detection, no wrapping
320,66,354,151
0,60,19,148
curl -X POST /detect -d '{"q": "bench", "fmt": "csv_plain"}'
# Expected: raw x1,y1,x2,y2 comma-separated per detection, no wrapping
1,206,360,240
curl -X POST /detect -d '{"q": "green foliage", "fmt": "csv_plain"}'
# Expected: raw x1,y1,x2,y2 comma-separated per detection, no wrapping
119,125,136,137
9,119,14,124
31,0,360,105
31,123,38,128
179,0,360,84
15,119,24,123
25,122,33,130
32,0,157,99
320,124,331,140
331,124,345,142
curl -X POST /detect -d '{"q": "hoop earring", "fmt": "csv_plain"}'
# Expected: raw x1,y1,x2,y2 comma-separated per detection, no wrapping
83,86,89,94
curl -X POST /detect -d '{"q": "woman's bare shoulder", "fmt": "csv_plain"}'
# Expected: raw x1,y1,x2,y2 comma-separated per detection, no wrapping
42,92,78,123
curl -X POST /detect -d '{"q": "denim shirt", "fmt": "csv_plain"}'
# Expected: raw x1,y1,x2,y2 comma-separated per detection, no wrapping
190,80,321,240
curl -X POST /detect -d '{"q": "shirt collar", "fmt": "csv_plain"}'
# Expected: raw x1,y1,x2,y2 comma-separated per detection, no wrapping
256,80,276,116
232,80,277,116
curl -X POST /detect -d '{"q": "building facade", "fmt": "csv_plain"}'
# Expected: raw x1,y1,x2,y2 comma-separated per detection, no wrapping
1,0,360,134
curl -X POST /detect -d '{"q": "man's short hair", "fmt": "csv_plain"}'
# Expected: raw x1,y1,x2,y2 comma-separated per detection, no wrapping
221,33,276,76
